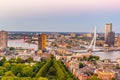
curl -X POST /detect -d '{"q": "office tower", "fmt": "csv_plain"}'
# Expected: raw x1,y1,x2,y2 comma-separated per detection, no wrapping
105,23,112,42
0,31,8,50
38,34,46,50
104,23,115,46
117,36,120,47
107,32,115,46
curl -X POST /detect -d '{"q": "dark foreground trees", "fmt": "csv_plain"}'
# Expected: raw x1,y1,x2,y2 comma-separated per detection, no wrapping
36,57,76,80
0,56,75,80
36,59,53,77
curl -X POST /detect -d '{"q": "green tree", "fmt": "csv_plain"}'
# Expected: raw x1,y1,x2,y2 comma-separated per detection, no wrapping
1,57,6,62
94,56,100,61
116,64,120,69
36,59,52,77
22,66,33,77
0,57,6,66
4,71,15,77
26,56,33,63
48,66,56,76
79,62,84,68
3,62,11,71
38,77,48,80
17,73,22,77
11,64,25,76
9,58,15,63
83,56,87,61
15,77,32,80
53,59,66,80
1,77,14,80
88,55,100,61
87,75,99,80
88,55,94,61
0,67,7,76
16,57,23,63
66,46,71,49
9,47,15,50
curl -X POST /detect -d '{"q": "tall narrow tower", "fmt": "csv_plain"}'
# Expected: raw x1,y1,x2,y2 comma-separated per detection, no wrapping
0,31,8,50
105,23,112,42
38,34,46,50
105,23,115,46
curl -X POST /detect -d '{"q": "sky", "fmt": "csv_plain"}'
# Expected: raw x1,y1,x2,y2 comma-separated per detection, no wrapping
0,0,120,32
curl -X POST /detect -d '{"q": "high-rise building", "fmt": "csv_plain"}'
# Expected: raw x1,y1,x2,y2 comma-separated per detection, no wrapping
117,36,120,47
38,34,46,50
0,31,8,50
104,23,115,46
105,23,112,42
107,32,115,46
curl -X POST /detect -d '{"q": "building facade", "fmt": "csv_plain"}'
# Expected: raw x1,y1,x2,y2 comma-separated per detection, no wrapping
105,23,112,41
104,23,115,46
107,32,115,46
70,32,76,37
117,36,120,47
0,31,8,50
38,34,46,50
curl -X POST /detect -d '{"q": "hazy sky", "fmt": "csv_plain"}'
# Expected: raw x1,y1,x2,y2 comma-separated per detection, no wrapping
0,0,120,32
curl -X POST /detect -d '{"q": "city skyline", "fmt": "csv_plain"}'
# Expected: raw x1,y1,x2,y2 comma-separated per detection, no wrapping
0,0,120,32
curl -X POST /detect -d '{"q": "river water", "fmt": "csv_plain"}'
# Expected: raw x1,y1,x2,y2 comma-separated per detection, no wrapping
8,39,38,50
92,51,120,61
8,39,120,61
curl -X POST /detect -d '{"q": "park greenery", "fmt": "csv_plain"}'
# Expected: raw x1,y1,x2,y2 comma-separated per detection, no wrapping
0,56,76,80
82,55,100,61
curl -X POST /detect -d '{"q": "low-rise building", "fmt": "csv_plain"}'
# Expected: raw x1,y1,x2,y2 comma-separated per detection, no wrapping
97,69,115,80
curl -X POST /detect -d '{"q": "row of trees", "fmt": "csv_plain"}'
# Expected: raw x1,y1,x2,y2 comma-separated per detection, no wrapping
36,59,53,77
53,59,66,80
0,56,34,65
35,55,75,80
53,59,75,80
1,77,48,80
0,56,75,80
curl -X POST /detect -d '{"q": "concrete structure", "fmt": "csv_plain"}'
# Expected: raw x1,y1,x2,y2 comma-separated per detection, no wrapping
70,32,76,37
107,32,115,46
67,59,79,71
38,34,46,50
86,33,92,37
117,58,120,64
105,23,115,46
105,23,112,41
117,36,120,47
97,70,115,80
0,31,8,50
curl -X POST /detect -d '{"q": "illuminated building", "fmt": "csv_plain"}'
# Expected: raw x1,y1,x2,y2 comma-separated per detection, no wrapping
0,31,8,50
117,36,120,47
38,34,46,50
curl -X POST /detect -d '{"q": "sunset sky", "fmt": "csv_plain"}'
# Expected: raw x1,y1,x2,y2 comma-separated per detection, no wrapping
0,0,120,32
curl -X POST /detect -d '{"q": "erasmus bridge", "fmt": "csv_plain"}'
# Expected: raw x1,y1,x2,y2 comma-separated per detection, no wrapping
87,26,104,52
71,26,104,53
